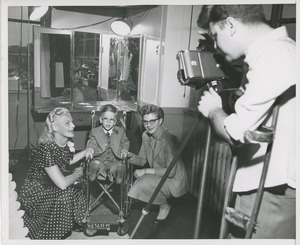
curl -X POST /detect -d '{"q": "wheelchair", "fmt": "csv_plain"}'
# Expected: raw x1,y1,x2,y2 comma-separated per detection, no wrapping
81,110,133,237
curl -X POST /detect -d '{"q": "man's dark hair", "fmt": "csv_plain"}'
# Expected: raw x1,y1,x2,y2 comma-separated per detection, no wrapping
198,5,267,30
139,104,164,120
209,5,267,25
197,5,214,30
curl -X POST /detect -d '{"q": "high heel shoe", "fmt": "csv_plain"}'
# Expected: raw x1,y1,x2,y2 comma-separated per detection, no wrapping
154,206,172,225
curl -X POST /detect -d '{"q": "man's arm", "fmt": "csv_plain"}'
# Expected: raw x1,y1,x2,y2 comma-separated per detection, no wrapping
208,108,234,146
198,87,236,146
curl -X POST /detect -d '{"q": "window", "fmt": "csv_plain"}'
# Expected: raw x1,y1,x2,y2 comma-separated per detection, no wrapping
8,7,39,90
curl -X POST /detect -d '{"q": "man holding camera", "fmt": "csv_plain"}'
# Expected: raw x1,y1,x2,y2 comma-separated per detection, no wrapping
197,5,296,239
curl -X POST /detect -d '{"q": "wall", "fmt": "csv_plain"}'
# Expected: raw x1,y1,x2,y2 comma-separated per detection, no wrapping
263,4,296,40
51,6,163,38
158,5,193,108
130,6,163,38
51,9,111,33
157,5,205,108
8,90,89,151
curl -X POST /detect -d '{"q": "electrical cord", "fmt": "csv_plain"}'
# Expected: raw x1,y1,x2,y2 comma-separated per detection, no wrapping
33,120,40,146
188,5,193,51
134,9,150,18
60,11,123,30
12,6,23,157
59,8,151,31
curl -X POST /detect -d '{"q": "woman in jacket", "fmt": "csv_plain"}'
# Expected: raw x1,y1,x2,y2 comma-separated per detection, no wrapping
127,104,189,224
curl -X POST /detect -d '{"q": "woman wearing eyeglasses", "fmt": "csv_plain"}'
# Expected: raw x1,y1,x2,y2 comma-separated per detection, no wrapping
127,104,189,225
18,107,93,239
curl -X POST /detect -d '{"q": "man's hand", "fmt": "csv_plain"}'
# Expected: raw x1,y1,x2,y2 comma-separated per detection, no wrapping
198,87,222,118
198,87,234,145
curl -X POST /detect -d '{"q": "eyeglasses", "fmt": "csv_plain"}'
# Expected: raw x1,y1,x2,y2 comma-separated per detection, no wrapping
142,118,159,126
102,118,116,123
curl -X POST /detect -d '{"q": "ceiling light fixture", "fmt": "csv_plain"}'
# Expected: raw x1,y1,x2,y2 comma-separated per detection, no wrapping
110,18,133,36
28,6,49,21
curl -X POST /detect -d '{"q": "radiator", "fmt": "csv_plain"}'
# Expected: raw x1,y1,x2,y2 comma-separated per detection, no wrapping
190,133,233,215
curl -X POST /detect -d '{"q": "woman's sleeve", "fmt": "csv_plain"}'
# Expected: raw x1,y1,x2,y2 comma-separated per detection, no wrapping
120,129,130,151
39,144,57,168
128,141,147,166
87,130,100,155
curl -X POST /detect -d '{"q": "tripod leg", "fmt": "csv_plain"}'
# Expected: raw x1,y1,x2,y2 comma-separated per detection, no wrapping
219,155,237,239
193,122,211,238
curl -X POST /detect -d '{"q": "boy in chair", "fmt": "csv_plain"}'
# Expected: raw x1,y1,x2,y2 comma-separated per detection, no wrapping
86,104,130,184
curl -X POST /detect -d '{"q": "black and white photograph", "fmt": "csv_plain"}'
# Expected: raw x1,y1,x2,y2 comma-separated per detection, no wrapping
0,0,298,245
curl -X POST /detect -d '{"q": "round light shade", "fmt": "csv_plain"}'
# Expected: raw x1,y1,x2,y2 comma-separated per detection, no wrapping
110,18,132,36
29,6,49,21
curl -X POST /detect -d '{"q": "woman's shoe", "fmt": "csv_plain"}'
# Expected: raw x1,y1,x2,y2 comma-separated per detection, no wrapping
62,230,72,239
72,223,84,232
154,205,172,225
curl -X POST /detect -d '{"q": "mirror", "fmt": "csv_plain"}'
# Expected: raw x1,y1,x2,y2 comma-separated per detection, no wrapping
73,31,100,103
33,27,142,111
99,34,142,102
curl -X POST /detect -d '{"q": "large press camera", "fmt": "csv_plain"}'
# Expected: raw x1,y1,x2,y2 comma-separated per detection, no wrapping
177,33,244,113
176,33,228,93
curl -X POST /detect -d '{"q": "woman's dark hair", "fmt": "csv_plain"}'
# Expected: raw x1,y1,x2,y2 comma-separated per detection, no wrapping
139,104,164,120
209,5,267,25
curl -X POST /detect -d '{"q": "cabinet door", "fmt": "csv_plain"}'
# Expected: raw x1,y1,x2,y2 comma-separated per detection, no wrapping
139,36,161,105
33,26,72,108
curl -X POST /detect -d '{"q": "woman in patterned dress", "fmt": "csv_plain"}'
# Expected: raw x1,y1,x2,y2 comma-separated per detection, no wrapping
18,107,93,239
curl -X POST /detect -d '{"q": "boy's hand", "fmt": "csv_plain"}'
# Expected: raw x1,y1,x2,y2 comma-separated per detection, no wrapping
85,148,94,159
120,150,133,159
127,151,133,158
120,149,128,159
134,169,146,178
74,166,84,178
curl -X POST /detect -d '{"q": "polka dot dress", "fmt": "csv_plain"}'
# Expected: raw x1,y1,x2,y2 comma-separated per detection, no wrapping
18,142,87,239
